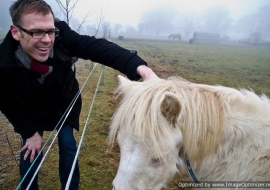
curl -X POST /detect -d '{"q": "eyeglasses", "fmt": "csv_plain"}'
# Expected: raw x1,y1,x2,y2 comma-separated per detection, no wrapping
16,25,60,39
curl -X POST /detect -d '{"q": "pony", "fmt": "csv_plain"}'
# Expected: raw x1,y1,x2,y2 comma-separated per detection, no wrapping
169,33,181,41
109,75,270,190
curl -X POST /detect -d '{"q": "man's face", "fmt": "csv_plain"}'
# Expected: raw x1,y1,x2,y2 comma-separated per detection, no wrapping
11,12,55,62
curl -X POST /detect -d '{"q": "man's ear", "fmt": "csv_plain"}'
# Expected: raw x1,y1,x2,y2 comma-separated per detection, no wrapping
10,25,20,41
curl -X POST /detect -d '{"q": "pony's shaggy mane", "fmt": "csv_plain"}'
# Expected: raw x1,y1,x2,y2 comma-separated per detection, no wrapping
108,77,270,162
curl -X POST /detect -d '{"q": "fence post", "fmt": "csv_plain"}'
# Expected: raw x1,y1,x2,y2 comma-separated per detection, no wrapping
100,34,112,86
100,65,105,85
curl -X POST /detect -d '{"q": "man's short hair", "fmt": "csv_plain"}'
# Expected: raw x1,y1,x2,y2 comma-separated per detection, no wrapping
9,0,54,26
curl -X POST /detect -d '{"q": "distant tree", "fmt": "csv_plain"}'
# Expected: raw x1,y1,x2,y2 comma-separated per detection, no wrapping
177,15,196,39
55,0,80,25
113,23,123,34
249,32,262,42
256,4,270,40
236,14,259,38
138,22,144,34
90,9,107,37
55,0,110,38
198,6,232,34
138,22,151,35
139,7,177,36
236,3,270,42
124,25,137,35
79,24,97,36
101,21,111,39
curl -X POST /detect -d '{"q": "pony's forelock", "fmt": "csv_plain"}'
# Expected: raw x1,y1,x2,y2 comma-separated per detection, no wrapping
108,78,181,159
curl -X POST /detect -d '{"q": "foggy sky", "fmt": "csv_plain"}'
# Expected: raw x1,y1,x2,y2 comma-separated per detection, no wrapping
46,0,270,27
1,0,270,40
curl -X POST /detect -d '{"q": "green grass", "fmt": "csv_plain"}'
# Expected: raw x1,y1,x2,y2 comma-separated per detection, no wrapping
1,39,269,190
117,40,270,96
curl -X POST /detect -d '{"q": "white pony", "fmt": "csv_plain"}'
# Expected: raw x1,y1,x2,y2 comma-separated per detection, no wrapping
169,33,181,41
109,75,270,190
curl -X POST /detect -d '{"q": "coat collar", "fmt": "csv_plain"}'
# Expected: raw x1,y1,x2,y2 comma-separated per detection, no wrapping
0,31,19,68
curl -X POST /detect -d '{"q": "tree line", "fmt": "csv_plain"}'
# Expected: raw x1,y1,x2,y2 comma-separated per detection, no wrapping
1,1,269,42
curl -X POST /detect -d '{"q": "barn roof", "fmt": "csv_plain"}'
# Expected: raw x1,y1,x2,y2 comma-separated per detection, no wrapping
192,31,220,44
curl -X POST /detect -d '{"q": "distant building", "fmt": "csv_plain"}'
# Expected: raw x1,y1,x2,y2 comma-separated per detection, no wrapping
192,31,220,44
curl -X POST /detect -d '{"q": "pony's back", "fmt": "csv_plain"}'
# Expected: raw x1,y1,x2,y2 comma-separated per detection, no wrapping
169,78,270,181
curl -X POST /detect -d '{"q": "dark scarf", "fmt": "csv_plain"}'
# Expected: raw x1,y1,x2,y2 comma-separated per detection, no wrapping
15,45,53,84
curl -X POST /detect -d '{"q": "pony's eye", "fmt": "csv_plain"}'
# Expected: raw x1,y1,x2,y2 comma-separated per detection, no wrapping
152,158,162,165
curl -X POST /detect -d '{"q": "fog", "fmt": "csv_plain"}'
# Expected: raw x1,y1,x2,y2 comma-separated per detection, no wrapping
1,0,270,42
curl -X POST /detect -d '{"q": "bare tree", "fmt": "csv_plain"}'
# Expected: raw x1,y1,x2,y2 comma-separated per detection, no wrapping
198,6,232,34
113,23,123,34
176,15,196,39
101,21,111,39
138,22,151,35
140,7,177,36
124,25,137,35
236,14,259,37
235,3,270,42
55,0,80,25
91,9,105,37
55,0,112,39
76,11,91,33
256,4,270,41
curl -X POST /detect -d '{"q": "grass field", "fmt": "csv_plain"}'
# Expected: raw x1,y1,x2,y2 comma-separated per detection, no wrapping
0,39,269,189
117,39,270,96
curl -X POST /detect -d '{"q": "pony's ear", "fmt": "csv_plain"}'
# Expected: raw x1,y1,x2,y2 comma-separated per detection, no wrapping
160,92,181,126
118,75,131,85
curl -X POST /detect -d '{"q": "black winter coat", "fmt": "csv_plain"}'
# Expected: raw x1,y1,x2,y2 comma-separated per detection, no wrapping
0,20,147,139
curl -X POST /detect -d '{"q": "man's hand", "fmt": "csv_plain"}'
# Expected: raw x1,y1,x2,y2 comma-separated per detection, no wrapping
21,132,43,163
137,65,159,81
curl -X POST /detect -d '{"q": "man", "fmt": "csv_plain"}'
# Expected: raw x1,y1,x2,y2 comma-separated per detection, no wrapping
0,0,158,189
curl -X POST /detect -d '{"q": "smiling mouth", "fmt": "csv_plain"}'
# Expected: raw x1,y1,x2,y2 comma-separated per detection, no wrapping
37,47,50,52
